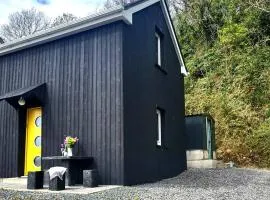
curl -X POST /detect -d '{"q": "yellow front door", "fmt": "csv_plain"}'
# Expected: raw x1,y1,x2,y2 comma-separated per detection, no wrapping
24,108,42,175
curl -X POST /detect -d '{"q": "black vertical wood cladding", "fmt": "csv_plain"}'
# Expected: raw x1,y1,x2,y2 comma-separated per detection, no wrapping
123,3,187,185
0,23,124,184
0,2,187,185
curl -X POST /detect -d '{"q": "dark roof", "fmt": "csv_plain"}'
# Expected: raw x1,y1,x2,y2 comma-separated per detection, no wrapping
0,83,46,108
0,83,46,101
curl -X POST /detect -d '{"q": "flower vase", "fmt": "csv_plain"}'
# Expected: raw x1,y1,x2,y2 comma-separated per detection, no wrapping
67,148,73,157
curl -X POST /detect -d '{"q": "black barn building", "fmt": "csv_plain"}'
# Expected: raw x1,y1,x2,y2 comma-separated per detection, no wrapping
0,0,188,185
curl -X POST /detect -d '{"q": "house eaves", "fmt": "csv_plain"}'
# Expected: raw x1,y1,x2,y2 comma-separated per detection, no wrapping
0,6,127,56
0,0,188,75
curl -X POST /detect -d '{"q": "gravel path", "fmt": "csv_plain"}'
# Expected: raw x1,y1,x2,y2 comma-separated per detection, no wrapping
88,168,270,200
1,168,270,200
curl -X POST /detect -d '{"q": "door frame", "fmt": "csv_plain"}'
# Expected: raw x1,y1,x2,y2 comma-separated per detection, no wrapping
206,117,212,159
17,106,43,177
17,108,27,177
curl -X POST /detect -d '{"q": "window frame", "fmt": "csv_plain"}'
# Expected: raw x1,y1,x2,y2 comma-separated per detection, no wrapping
156,108,162,146
156,107,165,147
155,32,162,67
155,27,167,74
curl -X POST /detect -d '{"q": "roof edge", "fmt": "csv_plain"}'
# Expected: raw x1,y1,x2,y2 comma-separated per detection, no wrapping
160,0,188,76
0,0,188,76
0,6,126,56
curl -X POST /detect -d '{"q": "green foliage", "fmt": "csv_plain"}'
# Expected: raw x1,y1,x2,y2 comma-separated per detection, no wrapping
219,23,249,46
247,120,270,168
174,0,270,167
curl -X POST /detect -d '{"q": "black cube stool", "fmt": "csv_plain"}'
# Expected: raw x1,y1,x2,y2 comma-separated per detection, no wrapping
83,169,99,187
27,171,44,189
49,173,65,191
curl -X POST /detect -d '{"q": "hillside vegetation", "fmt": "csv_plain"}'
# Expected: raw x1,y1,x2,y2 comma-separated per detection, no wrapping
174,0,270,167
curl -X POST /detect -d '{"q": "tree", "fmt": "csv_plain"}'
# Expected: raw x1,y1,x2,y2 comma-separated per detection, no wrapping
0,37,4,44
176,0,270,168
51,13,78,27
248,0,270,13
0,8,50,41
167,0,187,13
104,0,139,8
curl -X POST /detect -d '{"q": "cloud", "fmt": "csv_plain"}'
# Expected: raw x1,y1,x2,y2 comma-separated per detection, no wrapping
37,0,105,18
36,0,51,5
0,0,34,24
0,0,106,25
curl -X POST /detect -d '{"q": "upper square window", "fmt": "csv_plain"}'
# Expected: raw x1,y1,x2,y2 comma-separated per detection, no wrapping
155,31,162,67
155,27,166,74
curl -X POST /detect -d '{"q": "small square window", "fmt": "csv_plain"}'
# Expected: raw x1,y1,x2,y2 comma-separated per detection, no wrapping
156,108,165,146
155,28,166,74
155,32,162,67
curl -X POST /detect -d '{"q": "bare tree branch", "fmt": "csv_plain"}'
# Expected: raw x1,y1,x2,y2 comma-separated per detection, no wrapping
0,8,50,41
0,37,4,44
104,0,139,8
51,13,78,27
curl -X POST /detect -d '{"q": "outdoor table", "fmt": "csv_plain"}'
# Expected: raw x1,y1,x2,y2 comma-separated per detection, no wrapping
42,156,93,186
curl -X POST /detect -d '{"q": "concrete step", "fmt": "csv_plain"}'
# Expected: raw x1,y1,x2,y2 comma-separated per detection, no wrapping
0,177,27,185
187,160,224,169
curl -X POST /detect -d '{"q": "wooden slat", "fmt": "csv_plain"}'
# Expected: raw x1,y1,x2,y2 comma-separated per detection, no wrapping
0,22,124,184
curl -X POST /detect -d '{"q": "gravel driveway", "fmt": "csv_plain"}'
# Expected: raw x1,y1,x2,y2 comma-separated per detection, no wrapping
89,168,270,200
1,168,270,199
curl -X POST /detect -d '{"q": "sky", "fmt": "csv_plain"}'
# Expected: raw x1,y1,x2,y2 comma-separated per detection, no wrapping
0,0,107,25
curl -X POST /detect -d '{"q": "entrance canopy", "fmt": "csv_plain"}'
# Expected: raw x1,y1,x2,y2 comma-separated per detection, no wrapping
0,83,46,108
